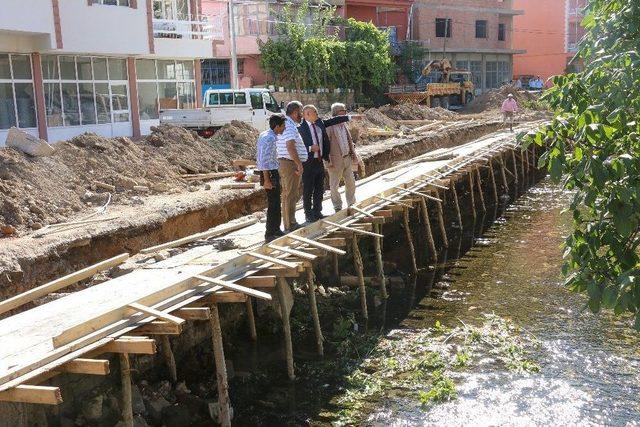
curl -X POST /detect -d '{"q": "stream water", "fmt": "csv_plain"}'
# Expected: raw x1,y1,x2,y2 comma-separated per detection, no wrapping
228,179,640,426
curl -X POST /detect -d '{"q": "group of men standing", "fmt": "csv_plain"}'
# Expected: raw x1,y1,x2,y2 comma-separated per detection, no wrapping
256,101,360,242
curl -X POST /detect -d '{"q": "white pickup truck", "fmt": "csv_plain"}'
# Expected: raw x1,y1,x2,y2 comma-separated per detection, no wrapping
159,88,282,137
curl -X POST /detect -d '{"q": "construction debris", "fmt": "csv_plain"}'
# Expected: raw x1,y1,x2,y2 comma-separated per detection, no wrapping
5,127,54,157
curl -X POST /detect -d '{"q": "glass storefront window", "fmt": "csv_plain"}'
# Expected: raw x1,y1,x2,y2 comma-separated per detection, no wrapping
177,82,195,109
0,54,37,130
0,55,10,79
157,60,176,80
137,82,159,120
79,82,97,125
42,56,59,80
158,82,177,109
0,83,16,129
137,59,196,119
61,83,80,125
95,82,111,124
136,59,157,80
93,58,108,80
14,83,36,128
59,56,77,80
11,55,32,80
77,57,93,81
44,82,63,127
109,59,127,81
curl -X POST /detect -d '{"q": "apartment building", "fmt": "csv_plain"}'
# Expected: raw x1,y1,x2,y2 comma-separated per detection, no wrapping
512,0,587,84
411,0,524,93
0,0,214,146
200,0,411,90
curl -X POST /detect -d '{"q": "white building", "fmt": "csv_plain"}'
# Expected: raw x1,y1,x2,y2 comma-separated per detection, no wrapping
0,0,214,145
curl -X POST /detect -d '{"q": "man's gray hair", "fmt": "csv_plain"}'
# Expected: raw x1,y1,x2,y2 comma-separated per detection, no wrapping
331,102,346,116
302,104,318,114
285,101,303,116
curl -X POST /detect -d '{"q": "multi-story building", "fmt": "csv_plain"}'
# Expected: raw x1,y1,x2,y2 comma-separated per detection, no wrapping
200,0,412,90
0,0,214,146
512,0,587,84
410,0,524,93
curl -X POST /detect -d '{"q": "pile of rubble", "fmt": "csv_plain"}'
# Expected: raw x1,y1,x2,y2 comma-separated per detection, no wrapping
463,85,540,114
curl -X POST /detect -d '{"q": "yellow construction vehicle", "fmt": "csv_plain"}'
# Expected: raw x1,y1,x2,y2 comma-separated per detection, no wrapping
386,59,475,108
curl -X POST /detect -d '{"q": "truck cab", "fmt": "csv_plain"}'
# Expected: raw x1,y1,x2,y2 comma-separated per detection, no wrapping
159,88,282,137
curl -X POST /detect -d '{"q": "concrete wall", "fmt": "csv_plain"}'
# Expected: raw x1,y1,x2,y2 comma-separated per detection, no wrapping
512,0,568,82
0,0,56,53
272,90,355,112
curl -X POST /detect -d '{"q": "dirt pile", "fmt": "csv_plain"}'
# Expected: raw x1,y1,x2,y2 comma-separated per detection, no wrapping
0,124,259,232
378,104,457,121
463,86,539,114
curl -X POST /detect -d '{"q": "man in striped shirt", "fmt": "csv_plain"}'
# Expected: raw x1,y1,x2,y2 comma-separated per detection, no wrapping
256,114,286,242
277,101,307,232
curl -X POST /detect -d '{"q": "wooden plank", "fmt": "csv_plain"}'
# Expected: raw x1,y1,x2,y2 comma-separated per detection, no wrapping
0,385,63,405
194,275,272,300
255,267,300,278
323,220,384,238
126,302,185,326
317,237,347,248
246,252,300,269
375,195,414,208
0,253,129,316
268,244,318,261
237,275,276,288
373,209,394,218
133,321,183,335
57,358,109,375
349,205,375,218
140,218,257,254
207,292,247,304
220,183,256,190
175,307,211,320
288,234,347,254
100,338,156,355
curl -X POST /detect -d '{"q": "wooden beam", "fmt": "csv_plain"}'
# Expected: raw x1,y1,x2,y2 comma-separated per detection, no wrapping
126,303,185,326
237,275,276,288
134,321,182,335
289,234,347,254
175,307,211,320
317,237,347,248
0,385,63,405
255,267,300,277
0,253,129,316
375,195,414,208
323,220,384,238
139,218,257,254
101,338,156,355
267,244,318,261
349,205,375,218
209,291,247,304
194,275,272,300
373,209,393,218
246,252,300,269
57,358,109,375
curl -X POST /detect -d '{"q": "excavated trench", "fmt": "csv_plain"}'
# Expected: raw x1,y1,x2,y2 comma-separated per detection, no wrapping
0,126,545,426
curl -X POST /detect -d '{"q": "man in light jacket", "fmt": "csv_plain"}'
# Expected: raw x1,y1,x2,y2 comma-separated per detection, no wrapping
325,102,357,212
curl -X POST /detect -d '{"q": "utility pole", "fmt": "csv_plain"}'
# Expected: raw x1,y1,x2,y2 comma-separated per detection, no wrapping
442,18,448,59
227,0,239,89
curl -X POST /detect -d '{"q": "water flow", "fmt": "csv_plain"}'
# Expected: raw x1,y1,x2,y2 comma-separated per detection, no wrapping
361,180,640,426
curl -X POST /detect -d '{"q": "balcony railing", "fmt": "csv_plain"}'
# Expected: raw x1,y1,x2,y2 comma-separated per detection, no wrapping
153,14,221,40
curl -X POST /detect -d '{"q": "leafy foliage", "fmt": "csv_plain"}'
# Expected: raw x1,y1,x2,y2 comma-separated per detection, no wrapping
397,41,429,83
523,0,640,329
258,1,393,95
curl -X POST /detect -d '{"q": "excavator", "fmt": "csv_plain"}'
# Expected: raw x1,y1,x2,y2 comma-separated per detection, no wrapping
386,59,475,108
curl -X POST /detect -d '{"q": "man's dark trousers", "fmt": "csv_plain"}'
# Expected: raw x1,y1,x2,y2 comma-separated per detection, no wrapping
260,170,282,238
302,157,324,221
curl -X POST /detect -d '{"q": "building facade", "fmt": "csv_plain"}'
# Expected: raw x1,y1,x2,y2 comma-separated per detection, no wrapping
512,0,587,84
411,0,524,93
0,0,214,145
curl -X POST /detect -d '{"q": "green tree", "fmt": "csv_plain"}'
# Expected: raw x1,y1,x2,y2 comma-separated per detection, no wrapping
525,0,640,328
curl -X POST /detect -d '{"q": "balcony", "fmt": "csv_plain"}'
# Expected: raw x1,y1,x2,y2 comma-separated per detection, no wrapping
153,14,219,40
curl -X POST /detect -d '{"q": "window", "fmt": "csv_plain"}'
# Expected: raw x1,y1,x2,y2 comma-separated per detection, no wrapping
234,92,246,105
237,59,245,75
42,55,130,127
208,92,219,105
91,0,130,6
201,59,230,86
486,61,498,89
0,54,37,130
435,18,451,38
475,20,487,39
250,91,263,109
498,23,506,41
219,92,234,105
136,58,197,118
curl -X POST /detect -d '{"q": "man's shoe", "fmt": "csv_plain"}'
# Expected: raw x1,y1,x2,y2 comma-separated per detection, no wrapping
265,235,277,243
273,230,286,237
286,223,302,233
315,213,326,220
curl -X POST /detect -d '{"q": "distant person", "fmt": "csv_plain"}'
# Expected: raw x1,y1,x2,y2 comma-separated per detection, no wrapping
276,101,306,233
256,114,286,242
515,77,523,90
297,104,351,222
325,103,357,213
501,93,518,132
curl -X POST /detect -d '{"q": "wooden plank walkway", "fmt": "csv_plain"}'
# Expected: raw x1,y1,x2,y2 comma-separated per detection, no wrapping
0,123,541,424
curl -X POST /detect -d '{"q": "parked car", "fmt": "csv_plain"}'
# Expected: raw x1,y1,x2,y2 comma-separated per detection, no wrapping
159,88,282,137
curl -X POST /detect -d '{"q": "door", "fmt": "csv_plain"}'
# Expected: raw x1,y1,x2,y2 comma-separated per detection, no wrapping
250,91,268,131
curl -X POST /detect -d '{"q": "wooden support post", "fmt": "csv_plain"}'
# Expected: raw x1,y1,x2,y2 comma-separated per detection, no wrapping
419,198,438,263
352,235,369,320
159,336,177,383
245,298,257,341
489,159,499,202
468,171,477,221
402,207,419,275
119,353,134,427
475,167,486,212
305,268,324,356
209,303,231,426
499,155,509,195
531,145,537,183
511,150,519,195
435,192,448,248
450,179,463,228
373,223,388,299
276,277,295,380
520,149,526,183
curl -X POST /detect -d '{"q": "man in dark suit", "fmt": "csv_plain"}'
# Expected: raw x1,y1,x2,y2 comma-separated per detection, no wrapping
298,104,350,222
